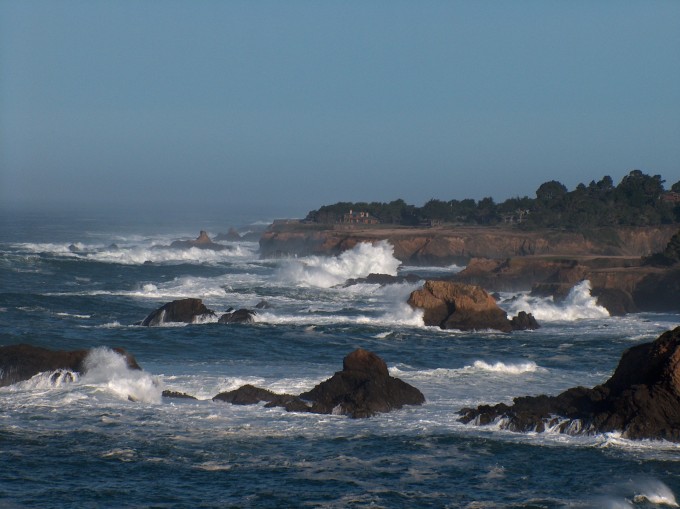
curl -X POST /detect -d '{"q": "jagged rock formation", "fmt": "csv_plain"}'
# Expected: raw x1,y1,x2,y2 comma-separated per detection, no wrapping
141,298,216,326
170,231,230,251
0,344,140,387
213,349,425,418
459,326,680,441
407,280,538,332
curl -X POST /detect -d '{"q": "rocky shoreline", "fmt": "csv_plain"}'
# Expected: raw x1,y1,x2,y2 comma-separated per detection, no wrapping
259,223,677,265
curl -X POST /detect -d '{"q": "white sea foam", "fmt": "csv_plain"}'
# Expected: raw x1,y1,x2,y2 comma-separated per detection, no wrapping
81,347,163,404
467,360,543,374
277,241,401,288
632,479,679,506
500,280,609,322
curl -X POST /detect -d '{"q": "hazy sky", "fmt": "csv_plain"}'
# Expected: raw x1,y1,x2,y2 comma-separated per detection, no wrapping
1,1,679,219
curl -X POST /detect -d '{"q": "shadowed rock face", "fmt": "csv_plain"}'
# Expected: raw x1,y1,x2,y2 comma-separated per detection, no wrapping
407,280,538,332
141,298,216,326
459,326,680,441
0,344,140,387
212,349,425,418
218,309,257,324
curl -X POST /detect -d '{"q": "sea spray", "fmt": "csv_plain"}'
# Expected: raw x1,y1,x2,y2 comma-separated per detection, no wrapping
501,280,609,321
277,241,401,288
82,347,162,404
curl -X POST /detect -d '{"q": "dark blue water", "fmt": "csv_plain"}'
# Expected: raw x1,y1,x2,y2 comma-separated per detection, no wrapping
2,212,680,508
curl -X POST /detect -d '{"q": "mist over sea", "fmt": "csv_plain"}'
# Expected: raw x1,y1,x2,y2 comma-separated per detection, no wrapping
2,212,680,508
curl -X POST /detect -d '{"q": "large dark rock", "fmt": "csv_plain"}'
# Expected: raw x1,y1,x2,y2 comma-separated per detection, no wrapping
218,308,257,324
510,311,540,331
299,349,425,418
170,231,230,251
407,280,537,332
459,326,680,441
213,349,425,418
0,344,140,387
141,298,216,326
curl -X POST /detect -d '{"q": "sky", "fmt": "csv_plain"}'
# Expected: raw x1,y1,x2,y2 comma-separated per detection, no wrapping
1,0,679,220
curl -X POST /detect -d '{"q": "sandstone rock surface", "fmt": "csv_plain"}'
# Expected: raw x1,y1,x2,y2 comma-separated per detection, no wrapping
407,280,538,332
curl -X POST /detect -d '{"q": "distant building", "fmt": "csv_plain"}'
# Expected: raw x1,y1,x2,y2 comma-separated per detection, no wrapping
661,192,680,204
341,210,380,224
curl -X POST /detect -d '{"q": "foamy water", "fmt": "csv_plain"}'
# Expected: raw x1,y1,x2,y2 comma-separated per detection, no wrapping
2,219,680,508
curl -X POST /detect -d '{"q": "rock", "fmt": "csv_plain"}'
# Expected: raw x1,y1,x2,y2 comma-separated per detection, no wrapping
632,268,680,313
407,280,514,332
141,298,216,326
342,273,422,287
255,300,272,309
213,349,425,418
0,344,140,387
509,311,540,330
212,384,305,411
162,390,197,400
214,228,242,242
591,287,637,316
169,231,230,251
459,326,680,441
218,308,257,324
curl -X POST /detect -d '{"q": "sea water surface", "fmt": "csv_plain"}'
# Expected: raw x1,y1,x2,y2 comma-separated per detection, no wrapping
1,212,680,508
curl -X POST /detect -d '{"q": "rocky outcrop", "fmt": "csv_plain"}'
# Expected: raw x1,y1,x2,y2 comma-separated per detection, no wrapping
0,344,140,387
141,298,216,326
170,231,230,251
259,225,677,264
342,273,422,287
459,326,680,441
218,308,257,324
407,281,538,332
214,228,242,242
212,349,425,418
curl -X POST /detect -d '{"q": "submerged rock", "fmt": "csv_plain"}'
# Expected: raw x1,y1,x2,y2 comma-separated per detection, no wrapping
0,344,140,387
213,348,425,418
141,298,216,326
459,326,680,441
407,280,537,332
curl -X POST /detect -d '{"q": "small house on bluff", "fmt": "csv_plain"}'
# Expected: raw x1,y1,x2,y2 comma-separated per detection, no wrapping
341,210,380,225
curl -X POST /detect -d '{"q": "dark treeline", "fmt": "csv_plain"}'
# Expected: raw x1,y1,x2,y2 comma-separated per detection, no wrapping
305,170,680,229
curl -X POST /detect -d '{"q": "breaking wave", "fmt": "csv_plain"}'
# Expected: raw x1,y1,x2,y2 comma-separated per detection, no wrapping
501,280,609,322
277,241,401,288
81,347,163,403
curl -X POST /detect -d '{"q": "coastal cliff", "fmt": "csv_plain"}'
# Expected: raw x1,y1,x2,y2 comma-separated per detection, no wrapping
259,224,677,265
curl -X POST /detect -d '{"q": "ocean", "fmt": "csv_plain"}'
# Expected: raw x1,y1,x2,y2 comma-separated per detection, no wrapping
2,212,680,508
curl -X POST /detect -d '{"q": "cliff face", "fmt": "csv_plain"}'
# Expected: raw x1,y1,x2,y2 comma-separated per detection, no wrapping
259,225,678,265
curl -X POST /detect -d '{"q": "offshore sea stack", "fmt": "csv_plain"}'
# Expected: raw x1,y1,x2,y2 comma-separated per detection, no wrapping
213,348,425,418
169,230,230,251
407,280,538,332
459,326,680,441
0,344,141,387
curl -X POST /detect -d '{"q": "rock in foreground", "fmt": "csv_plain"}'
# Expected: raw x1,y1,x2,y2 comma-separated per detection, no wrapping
0,344,140,387
407,280,538,332
213,348,425,418
459,326,680,441
141,298,216,326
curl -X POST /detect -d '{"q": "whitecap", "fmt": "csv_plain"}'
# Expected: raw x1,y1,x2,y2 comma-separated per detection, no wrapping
276,241,401,288
500,280,609,322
